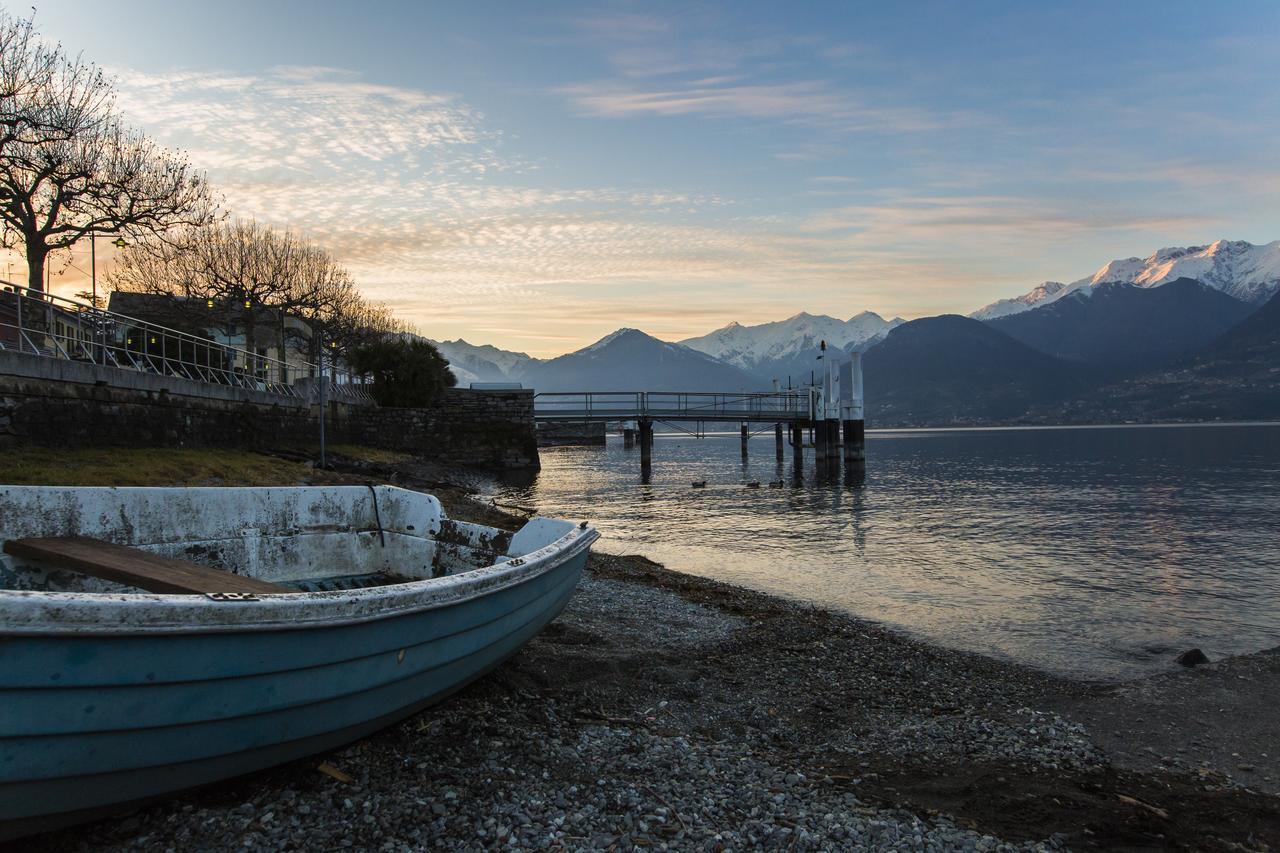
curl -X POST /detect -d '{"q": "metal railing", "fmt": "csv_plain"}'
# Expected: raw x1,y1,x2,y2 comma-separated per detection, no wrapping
533,390,815,422
0,283,373,404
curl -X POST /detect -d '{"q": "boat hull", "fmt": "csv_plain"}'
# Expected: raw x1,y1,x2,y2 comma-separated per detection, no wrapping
0,540,589,840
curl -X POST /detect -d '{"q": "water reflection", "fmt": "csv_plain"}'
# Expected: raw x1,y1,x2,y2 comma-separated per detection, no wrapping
490,424,1280,680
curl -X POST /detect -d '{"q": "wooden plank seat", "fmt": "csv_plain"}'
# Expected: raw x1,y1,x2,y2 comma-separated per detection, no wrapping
2,536,288,595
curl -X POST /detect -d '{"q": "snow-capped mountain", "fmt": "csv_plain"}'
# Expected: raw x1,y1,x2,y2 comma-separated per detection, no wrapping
971,282,1068,321
680,311,904,372
972,239,1280,320
429,338,534,384
986,278,1254,373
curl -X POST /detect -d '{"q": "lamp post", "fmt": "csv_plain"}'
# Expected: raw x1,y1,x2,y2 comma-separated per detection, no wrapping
318,338,337,468
86,234,126,364
89,234,127,309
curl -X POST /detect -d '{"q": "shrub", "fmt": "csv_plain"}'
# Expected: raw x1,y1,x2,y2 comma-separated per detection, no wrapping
350,338,456,407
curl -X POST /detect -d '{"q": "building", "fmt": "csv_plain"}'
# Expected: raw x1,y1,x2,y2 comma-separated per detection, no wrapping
106,292,315,382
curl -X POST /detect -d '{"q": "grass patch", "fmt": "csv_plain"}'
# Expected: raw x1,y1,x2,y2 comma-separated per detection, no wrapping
323,444,414,465
0,447,355,487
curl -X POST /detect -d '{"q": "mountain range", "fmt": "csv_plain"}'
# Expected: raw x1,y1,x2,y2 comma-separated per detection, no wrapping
679,311,903,382
986,278,1255,373
424,238,1279,426
972,239,1280,320
426,339,533,386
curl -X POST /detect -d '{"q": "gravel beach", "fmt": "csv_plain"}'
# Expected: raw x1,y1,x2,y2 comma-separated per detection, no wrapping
16,478,1280,852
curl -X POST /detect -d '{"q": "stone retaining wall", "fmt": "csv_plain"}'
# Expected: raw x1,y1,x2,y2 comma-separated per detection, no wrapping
348,389,539,470
0,351,539,470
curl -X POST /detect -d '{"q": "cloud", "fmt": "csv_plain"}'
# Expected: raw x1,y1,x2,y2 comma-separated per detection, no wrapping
559,78,975,134
801,195,1216,242
103,65,769,330
554,10,976,134
113,66,490,178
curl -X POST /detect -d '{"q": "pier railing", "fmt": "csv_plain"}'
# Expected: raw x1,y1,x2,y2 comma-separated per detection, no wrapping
533,390,815,422
0,283,372,404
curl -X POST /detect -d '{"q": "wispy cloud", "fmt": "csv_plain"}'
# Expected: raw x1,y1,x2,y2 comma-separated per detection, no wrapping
801,196,1216,243
100,64,776,344
559,78,977,134
114,66,492,177
555,10,976,134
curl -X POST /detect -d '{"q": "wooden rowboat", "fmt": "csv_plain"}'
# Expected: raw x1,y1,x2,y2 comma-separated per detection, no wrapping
0,485,597,840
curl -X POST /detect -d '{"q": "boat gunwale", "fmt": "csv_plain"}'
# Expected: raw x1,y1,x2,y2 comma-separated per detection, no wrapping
0,527,598,636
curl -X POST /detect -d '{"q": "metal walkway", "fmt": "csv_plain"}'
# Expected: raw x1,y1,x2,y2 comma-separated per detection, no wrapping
533,391,815,424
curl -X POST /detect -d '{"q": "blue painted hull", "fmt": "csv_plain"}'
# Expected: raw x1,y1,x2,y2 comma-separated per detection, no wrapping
0,547,587,840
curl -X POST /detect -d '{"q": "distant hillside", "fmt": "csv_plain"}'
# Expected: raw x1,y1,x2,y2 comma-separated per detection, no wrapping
520,328,765,393
429,338,533,385
1042,289,1280,423
864,315,1091,426
987,278,1255,374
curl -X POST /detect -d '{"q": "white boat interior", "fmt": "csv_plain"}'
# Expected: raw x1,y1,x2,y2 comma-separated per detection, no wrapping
0,485,568,594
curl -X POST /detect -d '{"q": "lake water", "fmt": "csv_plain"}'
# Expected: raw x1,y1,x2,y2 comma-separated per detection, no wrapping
489,423,1280,681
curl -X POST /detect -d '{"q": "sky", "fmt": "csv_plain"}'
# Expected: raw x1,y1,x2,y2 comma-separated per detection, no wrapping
9,0,1280,356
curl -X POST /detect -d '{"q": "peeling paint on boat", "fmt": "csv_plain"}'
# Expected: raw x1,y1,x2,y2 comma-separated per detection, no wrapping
0,485,598,839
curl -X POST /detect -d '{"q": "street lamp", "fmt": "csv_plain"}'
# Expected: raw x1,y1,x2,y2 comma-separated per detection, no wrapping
84,233,127,364
90,233,127,309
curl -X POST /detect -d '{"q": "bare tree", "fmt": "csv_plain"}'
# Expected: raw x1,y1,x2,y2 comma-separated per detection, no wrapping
324,299,401,362
110,220,405,379
0,11,107,154
0,19,216,292
112,221,281,376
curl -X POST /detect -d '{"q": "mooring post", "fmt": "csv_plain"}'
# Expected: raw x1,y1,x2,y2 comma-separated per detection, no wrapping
825,419,842,469
791,423,804,468
741,422,749,458
639,418,653,466
623,426,635,448
775,423,784,461
842,418,864,463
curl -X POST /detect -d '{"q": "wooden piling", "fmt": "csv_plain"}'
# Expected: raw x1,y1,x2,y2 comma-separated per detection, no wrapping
741,422,749,458
790,423,804,468
775,423,784,462
623,428,635,448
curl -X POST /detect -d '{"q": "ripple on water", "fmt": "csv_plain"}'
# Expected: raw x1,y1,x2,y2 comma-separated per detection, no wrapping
492,423,1280,680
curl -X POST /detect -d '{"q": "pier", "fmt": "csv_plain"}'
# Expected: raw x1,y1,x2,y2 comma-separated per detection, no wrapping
533,354,866,480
